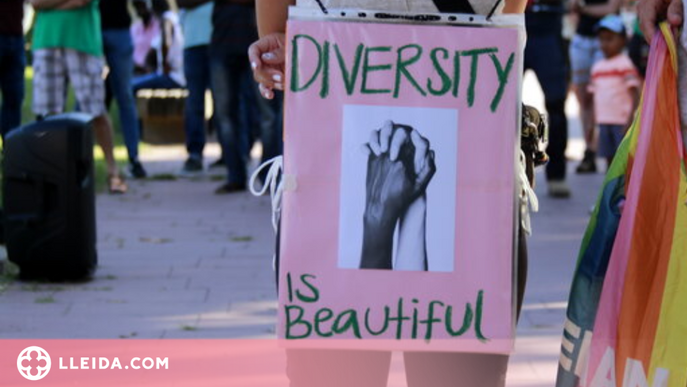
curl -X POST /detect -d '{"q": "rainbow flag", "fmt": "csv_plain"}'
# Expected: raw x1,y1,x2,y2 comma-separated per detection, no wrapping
556,24,687,387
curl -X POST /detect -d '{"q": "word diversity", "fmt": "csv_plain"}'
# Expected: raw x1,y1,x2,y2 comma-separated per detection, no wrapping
284,273,489,341
289,34,516,112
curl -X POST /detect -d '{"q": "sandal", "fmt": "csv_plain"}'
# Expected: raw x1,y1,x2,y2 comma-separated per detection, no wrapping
108,174,128,195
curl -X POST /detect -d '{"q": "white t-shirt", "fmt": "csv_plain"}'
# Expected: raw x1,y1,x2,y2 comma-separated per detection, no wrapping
152,10,186,87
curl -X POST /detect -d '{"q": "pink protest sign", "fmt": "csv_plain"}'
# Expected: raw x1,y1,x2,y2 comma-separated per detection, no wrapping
280,17,521,353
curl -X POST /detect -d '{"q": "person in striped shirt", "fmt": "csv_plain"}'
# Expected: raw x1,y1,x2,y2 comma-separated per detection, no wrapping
588,14,640,168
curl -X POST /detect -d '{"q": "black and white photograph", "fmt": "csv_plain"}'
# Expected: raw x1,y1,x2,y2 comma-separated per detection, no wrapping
338,105,458,272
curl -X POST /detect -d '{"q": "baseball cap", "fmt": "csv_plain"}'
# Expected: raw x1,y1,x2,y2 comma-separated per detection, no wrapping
596,15,627,35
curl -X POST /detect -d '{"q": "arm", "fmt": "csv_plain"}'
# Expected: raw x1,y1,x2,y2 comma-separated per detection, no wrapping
249,0,293,98
394,196,428,271
637,0,683,41
31,0,89,10
360,213,396,269
362,123,436,271
176,0,211,10
503,0,527,14
160,18,173,74
30,0,67,9
580,0,623,17
56,0,91,9
256,0,293,36
394,128,435,271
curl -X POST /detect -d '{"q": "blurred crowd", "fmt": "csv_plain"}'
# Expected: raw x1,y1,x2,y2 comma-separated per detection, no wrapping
0,0,648,197
0,0,281,195
525,0,647,198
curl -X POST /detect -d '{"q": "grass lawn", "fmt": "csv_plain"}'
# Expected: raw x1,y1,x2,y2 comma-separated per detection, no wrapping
20,67,137,192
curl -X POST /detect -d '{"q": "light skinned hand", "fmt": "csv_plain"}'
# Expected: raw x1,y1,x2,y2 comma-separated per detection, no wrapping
248,33,286,100
637,0,683,42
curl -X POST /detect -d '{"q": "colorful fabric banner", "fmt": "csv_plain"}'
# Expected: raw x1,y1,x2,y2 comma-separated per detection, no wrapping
556,24,687,387
279,13,524,353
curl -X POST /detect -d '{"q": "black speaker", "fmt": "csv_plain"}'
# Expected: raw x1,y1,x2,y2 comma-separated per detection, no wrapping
3,113,97,281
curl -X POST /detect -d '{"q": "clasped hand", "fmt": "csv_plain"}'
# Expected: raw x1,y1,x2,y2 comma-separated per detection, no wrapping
364,121,436,227
360,121,436,270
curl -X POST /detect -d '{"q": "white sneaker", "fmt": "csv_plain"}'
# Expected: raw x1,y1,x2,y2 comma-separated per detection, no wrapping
548,180,571,198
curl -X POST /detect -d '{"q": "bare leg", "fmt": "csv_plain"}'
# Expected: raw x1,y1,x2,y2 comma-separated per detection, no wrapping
572,82,598,173
573,83,596,151
405,352,509,387
92,114,127,194
92,114,118,176
286,349,391,387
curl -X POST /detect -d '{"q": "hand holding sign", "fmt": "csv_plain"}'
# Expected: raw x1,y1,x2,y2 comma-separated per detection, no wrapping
248,32,286,99
360,121,436,270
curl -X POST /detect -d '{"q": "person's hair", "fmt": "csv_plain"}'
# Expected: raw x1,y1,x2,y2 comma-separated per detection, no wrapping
599,28,628,40
151,0,170,16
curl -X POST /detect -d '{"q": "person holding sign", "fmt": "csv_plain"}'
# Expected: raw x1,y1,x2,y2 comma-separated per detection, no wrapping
250,1,529,386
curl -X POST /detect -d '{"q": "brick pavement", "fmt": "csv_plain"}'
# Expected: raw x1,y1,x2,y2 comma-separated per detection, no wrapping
0,75,608,385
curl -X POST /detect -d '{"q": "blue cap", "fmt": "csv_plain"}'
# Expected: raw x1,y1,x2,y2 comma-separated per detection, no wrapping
596,15,626,35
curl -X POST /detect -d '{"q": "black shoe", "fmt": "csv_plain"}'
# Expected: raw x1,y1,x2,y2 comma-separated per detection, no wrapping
181,157,203,175
214,182,246,195
576,151,597,174
129,161,147,179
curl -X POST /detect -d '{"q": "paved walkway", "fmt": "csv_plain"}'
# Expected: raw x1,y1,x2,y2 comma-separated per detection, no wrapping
0,75,608,385
0,144,279,340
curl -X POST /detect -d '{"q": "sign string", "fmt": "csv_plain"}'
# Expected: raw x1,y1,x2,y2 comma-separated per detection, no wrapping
486,0,503,20
314,0,329,14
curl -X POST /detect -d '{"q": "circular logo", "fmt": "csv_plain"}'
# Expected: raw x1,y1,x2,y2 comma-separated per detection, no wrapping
17,346,51,381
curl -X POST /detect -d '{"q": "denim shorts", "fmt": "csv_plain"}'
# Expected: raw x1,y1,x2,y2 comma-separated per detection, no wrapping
569,34,604,85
